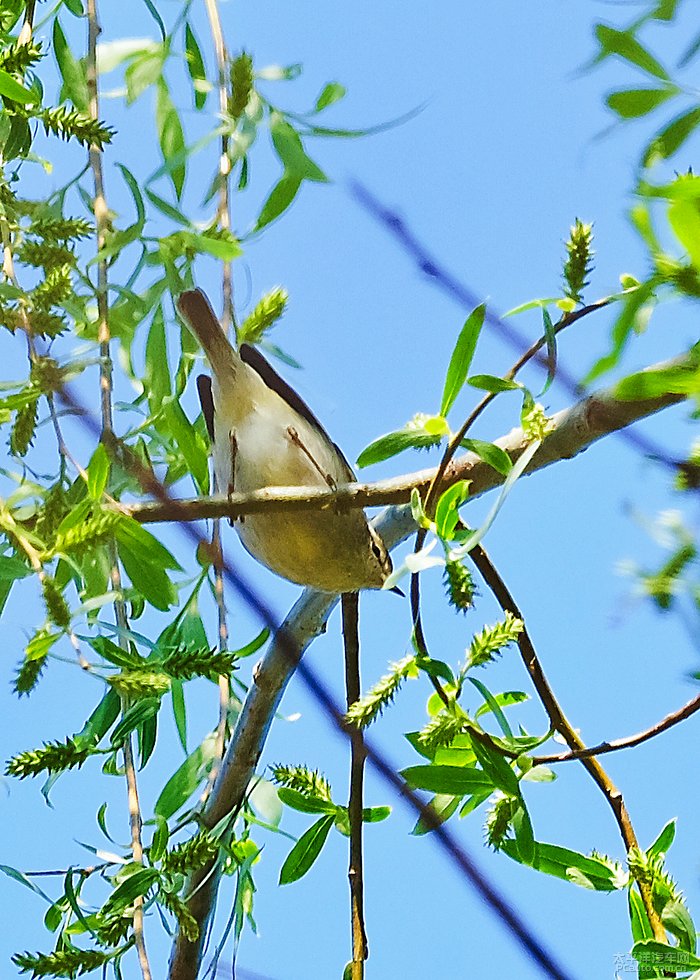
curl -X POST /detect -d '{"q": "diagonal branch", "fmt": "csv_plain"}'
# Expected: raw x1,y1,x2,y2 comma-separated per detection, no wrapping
129,349,690,527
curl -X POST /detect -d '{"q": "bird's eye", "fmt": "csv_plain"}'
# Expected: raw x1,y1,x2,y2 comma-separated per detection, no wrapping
370,539,384,561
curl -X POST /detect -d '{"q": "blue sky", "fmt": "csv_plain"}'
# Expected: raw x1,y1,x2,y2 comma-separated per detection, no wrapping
1,2,699,979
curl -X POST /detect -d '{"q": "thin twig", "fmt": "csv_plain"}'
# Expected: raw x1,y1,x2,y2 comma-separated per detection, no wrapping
86,3,151,976
342,593,368,978
536,692,700,764
468,542,667,944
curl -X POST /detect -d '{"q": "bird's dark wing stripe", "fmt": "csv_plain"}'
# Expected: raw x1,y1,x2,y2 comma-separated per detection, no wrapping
196,374,215,443
239,343,356,482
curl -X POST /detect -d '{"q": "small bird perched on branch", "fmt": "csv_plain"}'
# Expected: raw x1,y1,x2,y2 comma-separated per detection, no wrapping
176,288,393,593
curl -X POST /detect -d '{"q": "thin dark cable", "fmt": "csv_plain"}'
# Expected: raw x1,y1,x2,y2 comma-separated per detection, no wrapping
348,179,678,468
58,384,575,980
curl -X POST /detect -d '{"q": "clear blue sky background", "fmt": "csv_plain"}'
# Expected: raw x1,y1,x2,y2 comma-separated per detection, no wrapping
1,2,699,979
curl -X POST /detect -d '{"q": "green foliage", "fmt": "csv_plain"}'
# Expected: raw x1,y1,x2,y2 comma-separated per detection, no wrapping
345,654,417,729
562,218,594,305
443,558,477,612
161,832,219,874
6,738,93,779
229,51,254,120
270,763,333,802
238,286,288,344
465,612,524,671
12,947,113,978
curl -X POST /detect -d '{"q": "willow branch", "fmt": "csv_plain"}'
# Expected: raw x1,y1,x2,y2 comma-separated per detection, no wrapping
468,544,667,943
536,692,700,764
128,349,690,526
342,593,368,978
86,3,151,976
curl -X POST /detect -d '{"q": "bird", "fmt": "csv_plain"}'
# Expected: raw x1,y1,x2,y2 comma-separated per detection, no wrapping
176,288,393,593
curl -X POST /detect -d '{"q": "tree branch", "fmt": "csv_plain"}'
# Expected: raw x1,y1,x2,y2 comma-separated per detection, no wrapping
536,692,700,764
128,349,690,527
468,544,668,944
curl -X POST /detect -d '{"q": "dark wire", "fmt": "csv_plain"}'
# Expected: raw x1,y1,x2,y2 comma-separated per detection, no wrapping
58,384,575,980
348,179,679,469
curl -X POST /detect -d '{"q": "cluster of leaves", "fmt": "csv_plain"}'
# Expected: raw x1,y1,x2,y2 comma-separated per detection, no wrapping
269,764,390,884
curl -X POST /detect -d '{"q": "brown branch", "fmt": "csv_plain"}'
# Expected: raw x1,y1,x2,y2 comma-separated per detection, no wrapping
536,692,700,764
468,543,668,944
342,593,368,978
125,349,691,526
86,3,151,976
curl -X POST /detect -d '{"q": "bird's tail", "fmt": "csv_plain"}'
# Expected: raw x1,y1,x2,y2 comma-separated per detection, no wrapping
177,289,239,380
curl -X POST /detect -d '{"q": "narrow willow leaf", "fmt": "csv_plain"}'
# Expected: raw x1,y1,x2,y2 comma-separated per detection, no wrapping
540,307,556,395
669,197,700,268
357,427,442,468
631,939,700,972
606,86,677,119
270,116,328,182
501,840,624,891
460,438,512,476
185,23,208,109
468,678,513,738
467,374,521,394
614,359,700,400
110,698,160,747
255,174,302,231
53,18,89,111
156,78,186,198
629,886,654,943
400,764,493,796
470,736,520,796
154,734,216,819
279,814,334,884
0,67,38,103
314,81,346,112
643,105,700,167
595,25,669,81
434,480,470,540
171,679,187,753
512,803,535,866
86,443,109,500
277,787,336,815
439,304,486,416
647,818,676,857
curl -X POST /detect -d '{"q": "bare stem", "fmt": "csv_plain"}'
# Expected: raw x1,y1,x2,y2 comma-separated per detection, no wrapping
468,543,667,944
342,593,368,977
86,2,151,975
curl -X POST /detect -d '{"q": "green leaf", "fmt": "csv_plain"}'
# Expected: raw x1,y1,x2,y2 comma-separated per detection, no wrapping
185,23,208,110
474,691,529,720
277,787,336,815
606,87,677,119
629,886,654,944
125,46,164,104
0,554,31,581
270,115,328,182
86,443,110,500
512,803,535,866
631,939,700,972
115,517,180,612
0,68,38,104
434,480,470,540
539,308,557,396
145,188,190,225
400,764,494,796
156,78,186,198
502,840,624,891
110,697,160,747
314,82,346,112
595,25,669,80
0,863,51,904
614,359,700,400
76,690,121,744
279,814,334,884
150,814,169,863
662,898,696,952
647,818,676,857
644,106,700,167
362,805,391,823
439,304,486,416
460,438,512,476
586,279,657,383
411,794,461,835
467,374,521,394
669,197,700,269
357,418,447,468
104,867,160,913
171,679,187,753
470,736,520,796
255,174,302,231
154,734,216,819
53,19,89,111
468,678,513,738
